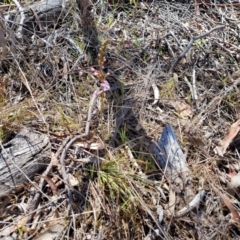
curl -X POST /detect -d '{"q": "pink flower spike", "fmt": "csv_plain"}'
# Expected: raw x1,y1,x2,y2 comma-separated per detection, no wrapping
93,72,99,76
101,80,110,92
90,67,95,72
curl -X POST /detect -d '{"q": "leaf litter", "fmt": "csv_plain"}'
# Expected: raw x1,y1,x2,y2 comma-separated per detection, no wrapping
0,0,240,239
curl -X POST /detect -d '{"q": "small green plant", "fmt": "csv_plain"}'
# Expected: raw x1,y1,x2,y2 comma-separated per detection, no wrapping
160,77,175,98
99,157,138,212
224,93,237,106
130,0,138,6
187,92,192,101
4,0,12,4
133,36,140,49
74,39,86,52
195,38,205,48
56,106,78,130
108,15,114,25
220,74,228,88
167,77,174,90
117,124,129,144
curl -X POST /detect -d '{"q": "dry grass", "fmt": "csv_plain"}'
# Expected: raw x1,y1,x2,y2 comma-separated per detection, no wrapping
0,0,240,239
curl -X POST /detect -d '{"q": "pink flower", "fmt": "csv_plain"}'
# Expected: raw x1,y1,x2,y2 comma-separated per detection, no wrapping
101,80,110,92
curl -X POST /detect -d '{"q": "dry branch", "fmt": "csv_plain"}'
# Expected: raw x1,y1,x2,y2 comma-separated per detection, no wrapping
169,25,225,74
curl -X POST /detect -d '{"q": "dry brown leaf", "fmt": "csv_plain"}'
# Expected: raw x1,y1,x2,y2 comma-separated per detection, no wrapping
220,194,240,224
214,119,240,156
0,216,28,236
68,173,80,187
172,101,193,118
212,184,240,226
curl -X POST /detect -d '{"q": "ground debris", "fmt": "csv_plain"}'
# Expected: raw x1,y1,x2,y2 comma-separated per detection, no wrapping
0,0,240,239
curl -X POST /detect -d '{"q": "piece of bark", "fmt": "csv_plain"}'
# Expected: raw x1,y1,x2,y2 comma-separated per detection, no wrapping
152,125,194,198
0,128,51,197
5,0,64,18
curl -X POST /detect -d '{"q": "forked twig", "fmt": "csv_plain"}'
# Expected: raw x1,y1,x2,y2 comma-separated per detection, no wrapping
169,25,225,74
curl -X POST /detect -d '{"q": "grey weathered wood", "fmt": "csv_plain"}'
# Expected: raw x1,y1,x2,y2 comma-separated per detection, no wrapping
4,0,71,36
5,0,65,17
0,128,51,197
152,125,192,193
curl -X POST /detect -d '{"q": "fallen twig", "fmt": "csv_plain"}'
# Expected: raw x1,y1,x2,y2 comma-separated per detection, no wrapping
173,190,205,218
27,138,70,223
30,7,43,31
26,155,55,222
56,136,71,157
169,25,225,74
39,175,58,195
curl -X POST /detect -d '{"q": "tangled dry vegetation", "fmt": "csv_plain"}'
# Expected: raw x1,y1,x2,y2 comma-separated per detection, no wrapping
0,0,240,239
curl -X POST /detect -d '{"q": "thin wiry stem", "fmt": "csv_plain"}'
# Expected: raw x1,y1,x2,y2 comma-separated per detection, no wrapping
59,88,104,215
